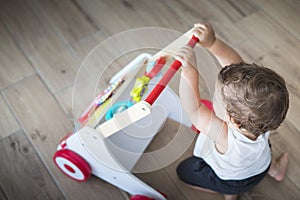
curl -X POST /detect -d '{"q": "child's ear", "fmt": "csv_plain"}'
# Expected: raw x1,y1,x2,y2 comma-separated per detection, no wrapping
229,116,241,129
230,117,249,133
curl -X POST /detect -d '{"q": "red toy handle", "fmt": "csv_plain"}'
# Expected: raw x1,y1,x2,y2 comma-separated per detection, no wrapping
145,35,199,105
144,57,167,79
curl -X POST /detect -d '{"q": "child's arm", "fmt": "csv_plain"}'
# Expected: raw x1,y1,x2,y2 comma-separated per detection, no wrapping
176,46,228,154
192,23,243,67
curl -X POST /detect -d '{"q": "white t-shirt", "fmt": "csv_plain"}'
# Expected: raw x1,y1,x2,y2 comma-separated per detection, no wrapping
193,126,271,180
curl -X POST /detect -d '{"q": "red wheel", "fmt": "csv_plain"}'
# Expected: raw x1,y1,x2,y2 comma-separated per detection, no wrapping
130,195,154,200
57,132,73,150
130,191,167,200
53,149,91,182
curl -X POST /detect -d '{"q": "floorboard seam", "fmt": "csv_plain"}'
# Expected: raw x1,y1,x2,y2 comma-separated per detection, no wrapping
1,80,68,200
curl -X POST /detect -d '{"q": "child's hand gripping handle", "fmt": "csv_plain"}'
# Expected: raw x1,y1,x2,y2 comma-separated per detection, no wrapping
145,35,199,105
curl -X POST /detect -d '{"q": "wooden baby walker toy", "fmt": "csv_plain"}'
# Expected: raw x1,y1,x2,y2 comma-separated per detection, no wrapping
53,29,213,200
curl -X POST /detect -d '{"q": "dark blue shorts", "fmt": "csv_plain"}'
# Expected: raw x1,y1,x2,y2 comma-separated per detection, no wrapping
177,156,270,195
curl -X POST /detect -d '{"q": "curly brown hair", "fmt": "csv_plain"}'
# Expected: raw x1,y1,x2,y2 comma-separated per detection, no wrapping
218,62,289,136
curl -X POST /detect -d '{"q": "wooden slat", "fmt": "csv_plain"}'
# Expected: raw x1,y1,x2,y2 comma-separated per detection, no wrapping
163,0,247,45
68,31,132,121
236,11,300,131
0,187,7,200
71,31,108,61
3,75,126,200
26,0,98,43
210,0,258,23
0,23,34,89
71,33,126,78
56,32,107,119
0,94,19,139
248,176,300,200
69,53,131,120
104,0,190,31
75,0,189,35
72,0,193,91
75,0,129,35
233,39,266,63
68,30,113,110
55,76,100,122
0,130,64,199
54,86,74,118
252,0,300,40
72,28,138,80
0,0,79,93
236,11,299,61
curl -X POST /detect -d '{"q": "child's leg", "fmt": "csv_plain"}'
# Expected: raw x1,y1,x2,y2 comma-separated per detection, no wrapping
177,157,220,193
189,185,217,194
268,152,288,182
224,194,238,200
191,186,238,200
177,156,269,198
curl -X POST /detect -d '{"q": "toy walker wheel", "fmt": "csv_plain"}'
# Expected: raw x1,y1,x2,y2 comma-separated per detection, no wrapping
53,149,91,182
130,191,167,200
130,195,154,200
57,132,73,150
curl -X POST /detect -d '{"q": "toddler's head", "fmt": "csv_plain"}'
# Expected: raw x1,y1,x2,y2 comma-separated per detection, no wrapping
217,62,289,137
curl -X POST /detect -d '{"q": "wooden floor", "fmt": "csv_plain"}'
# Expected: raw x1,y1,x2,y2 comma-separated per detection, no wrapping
0,0,300,199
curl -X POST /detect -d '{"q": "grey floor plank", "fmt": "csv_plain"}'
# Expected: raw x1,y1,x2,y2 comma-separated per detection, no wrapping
26,0,98,43
0,22,35,89
3,75,126,200
0,130,65,200
0,94,19,139
0,0,80,93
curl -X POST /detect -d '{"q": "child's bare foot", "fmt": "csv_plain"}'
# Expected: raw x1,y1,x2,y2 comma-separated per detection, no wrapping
268,152,289,182
224,194,238,200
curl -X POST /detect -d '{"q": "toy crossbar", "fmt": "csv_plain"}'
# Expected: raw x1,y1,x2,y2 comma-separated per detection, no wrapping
145,35,199,105
96,34,199,138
